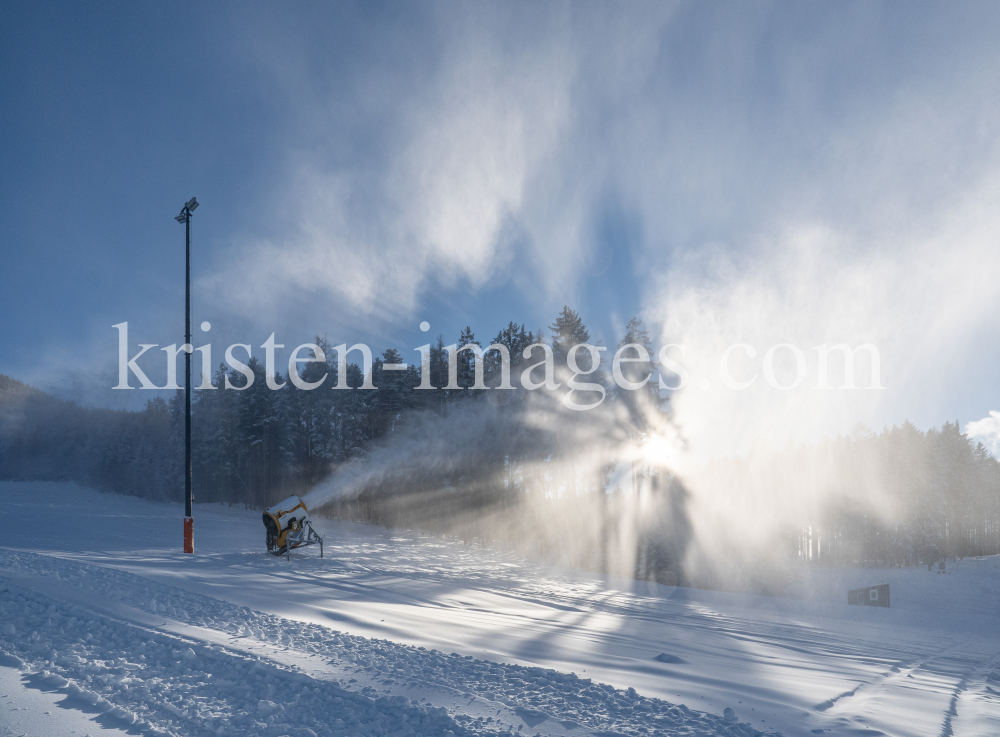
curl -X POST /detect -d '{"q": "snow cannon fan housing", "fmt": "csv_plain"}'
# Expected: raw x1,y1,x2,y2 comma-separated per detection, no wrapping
262,496,323,558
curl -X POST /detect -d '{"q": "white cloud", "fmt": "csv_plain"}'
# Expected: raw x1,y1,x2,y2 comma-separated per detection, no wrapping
967,412,1000,458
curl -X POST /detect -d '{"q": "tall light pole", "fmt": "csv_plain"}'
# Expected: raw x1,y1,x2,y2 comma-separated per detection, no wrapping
175,197,199,554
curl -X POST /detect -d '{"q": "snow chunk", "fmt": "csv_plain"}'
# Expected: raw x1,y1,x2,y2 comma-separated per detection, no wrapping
654,652,686,664
0,651,23,669
38,671,68,689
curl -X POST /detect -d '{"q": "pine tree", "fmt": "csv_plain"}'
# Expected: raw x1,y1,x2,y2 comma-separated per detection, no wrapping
373,347,414,435
487,322,535,388
456,326,482,391
614,316,658,428
549,306,591,370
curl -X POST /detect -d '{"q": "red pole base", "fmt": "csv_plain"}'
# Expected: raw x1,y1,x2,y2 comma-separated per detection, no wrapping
183,517,194,554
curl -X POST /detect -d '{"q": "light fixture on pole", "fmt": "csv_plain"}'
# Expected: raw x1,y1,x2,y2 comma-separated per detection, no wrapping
175,197,199,554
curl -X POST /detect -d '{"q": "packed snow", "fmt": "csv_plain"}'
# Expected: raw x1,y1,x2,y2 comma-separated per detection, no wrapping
1,482,999,737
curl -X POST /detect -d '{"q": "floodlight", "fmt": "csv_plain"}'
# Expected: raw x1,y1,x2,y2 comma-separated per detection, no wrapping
175,213,187,223
186,197,199,211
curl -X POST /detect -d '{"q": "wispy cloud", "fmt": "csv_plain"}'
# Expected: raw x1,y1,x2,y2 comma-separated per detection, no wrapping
194,2,1000,453
198,3,678,326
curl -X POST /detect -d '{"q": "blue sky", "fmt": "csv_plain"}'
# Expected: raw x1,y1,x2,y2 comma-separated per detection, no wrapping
2,1,999,453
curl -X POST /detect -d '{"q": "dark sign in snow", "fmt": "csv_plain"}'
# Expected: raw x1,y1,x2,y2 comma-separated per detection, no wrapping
848,583,890,607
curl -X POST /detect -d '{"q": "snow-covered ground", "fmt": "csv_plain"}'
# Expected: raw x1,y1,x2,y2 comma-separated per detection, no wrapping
1,482,998,737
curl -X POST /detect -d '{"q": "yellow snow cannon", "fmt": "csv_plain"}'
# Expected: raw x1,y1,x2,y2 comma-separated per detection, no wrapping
262,495,324,558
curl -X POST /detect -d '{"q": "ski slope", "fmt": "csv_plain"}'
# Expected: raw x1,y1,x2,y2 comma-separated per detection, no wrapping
1,482,998,737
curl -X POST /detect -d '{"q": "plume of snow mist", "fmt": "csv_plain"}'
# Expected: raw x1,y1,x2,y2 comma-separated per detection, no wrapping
646,173,1000,588
304,386,693,582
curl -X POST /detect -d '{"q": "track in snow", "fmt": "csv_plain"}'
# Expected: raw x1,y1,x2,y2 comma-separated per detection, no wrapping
0,551,774,737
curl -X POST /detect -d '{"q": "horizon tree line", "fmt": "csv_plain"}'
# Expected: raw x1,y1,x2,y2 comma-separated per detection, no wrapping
2,307,998,589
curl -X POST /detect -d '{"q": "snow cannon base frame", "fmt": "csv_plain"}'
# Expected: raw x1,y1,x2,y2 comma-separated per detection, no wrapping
262,496,324,559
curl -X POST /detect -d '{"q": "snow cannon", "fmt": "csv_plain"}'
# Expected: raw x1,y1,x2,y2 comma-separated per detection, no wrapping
262,496,323,558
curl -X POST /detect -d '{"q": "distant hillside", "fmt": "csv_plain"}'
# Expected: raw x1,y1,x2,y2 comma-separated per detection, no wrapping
0,374,42,403
0,372,181,500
